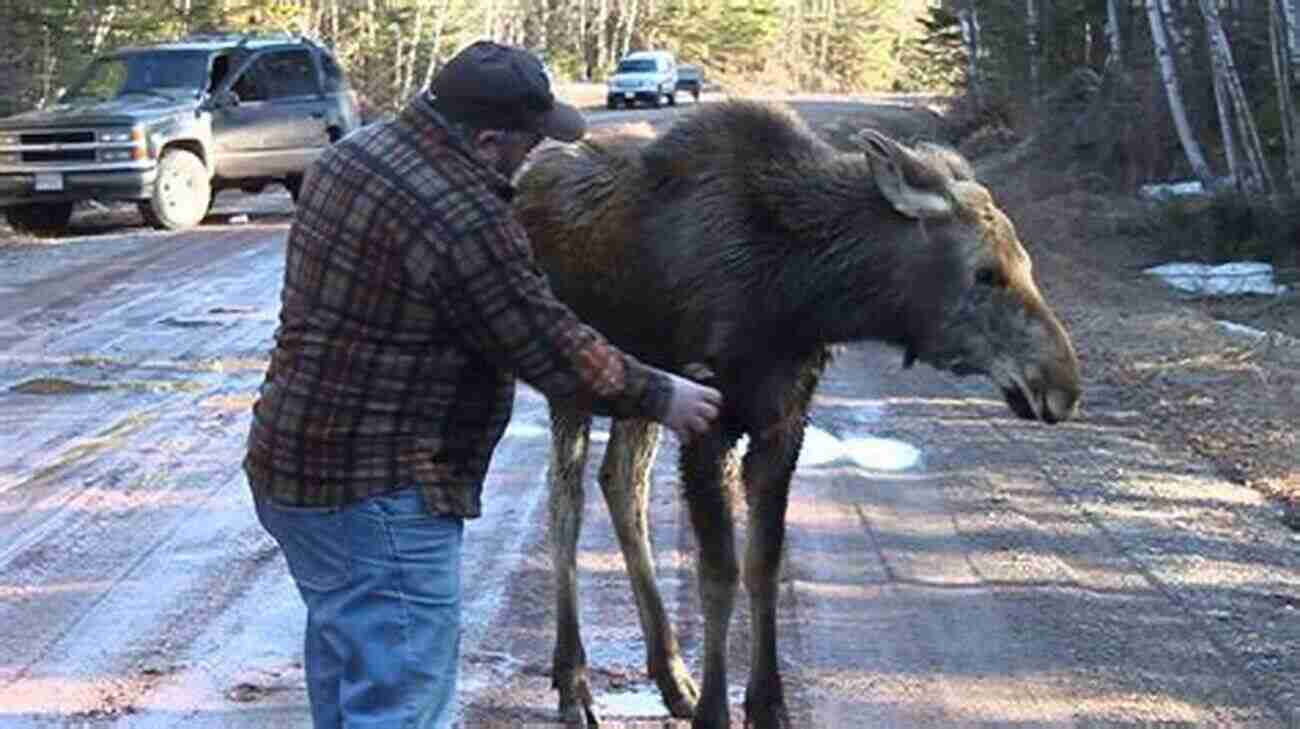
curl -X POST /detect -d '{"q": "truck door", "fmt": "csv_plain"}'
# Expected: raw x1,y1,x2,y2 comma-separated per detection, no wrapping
210,47,328,179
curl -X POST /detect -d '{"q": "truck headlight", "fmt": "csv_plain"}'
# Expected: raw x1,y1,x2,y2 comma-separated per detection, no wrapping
100,129,141,143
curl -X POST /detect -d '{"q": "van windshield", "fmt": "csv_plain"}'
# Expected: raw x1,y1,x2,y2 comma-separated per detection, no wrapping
616,59,658,73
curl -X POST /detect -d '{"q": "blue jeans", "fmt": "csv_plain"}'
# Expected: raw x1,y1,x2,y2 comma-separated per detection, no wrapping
255,487,464,729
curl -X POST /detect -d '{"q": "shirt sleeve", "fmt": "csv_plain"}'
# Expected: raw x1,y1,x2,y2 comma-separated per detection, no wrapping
429,212,672,421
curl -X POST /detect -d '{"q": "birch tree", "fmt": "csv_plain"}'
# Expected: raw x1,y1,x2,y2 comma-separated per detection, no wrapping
1199,0,1272,194
1026,0,1040,102
1147,0,1213,185
1273,0,1300,190
959,2,980,104
1104,0,1123,70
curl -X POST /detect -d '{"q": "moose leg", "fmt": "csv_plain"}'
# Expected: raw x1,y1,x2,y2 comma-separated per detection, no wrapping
548,405,598,727
680,434,740,729
739,421,805,729
598,418,699,718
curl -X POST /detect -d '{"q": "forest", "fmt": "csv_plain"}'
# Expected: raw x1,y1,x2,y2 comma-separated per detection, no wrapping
0,0,1297,196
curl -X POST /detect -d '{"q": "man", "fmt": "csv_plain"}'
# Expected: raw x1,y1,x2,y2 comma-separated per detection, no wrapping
244,41,723,729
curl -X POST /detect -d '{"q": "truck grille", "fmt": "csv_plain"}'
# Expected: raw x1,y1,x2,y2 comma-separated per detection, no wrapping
23,150,97,163
21,131,96,145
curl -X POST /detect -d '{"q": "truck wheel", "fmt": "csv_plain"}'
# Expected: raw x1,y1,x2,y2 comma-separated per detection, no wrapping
667,90,677,106
4,202,74,236
284,174,303,203
139,148,210,230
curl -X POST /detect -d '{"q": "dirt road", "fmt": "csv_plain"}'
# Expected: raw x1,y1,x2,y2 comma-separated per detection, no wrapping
1,102,1298,728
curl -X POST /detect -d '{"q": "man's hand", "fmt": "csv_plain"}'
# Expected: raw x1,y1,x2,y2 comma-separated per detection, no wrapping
662,371,723,443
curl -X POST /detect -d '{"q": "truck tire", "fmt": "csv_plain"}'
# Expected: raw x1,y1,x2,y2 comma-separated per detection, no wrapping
4,202,74,236
284,174,303,203
139,148,211,231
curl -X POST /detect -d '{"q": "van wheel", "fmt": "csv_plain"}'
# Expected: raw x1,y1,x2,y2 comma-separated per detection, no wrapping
4,202,74,236
140,148,210,230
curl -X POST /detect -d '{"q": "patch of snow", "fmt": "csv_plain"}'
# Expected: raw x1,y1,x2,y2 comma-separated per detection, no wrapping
1216,320,1269,340
790,425,922,472
593,687,668,717
840,436,922,471
795,426,846,467
1139,179,1206,200
1144,261,1287,297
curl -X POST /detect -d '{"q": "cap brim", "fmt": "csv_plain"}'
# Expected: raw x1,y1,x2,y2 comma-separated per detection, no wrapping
537,101,586,142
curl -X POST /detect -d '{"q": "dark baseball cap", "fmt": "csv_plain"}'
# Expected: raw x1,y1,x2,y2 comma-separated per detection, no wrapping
429,40,586,142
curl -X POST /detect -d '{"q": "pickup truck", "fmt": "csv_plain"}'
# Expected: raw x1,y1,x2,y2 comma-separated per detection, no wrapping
0,32,360,234
676,64,704,101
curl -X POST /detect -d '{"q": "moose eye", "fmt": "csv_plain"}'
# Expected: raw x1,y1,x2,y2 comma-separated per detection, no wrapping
975,267,1004,287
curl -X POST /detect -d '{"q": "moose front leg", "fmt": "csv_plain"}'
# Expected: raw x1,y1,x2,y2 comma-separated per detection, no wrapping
680,433,740,729
598,418,699,719
738,422,805,729
548,406,598,727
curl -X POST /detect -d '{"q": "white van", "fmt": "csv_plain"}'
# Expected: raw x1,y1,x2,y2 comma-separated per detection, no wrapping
606,50,678,109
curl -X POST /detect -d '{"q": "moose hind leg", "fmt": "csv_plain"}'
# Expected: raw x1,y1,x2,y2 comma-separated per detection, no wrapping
598,418,698,718
680,434,740,729
739,423,805,729
549,405,598,727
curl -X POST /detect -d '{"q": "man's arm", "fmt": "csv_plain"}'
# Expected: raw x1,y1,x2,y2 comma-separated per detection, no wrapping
429,215,719,434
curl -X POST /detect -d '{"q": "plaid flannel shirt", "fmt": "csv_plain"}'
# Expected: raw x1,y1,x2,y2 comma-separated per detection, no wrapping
244,93,671,518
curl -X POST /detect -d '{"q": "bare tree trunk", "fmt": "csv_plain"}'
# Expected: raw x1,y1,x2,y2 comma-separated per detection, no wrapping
594,0,609,71
330,0,339,48
1159,0,1190,60
579,0,592,79
422,0,453,90
1146,0,1214,185
1274,0,1300,190
1199,0,1273,194
400,0,431,102
959,2,981,106
1286,0,1300,71
1027,0,1041,102
1104,0,1123,70
619,0,640,60
91,4,119,56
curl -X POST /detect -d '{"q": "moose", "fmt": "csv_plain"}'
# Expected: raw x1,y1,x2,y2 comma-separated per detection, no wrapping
512,100,1081,729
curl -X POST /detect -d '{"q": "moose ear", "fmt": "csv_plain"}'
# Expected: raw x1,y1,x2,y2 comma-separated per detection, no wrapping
859,130,953,220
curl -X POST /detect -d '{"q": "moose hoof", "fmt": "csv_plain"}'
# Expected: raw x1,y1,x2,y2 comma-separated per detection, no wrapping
558,698,599,727
742,697,791,729
653,657,699,718
556,668,600,727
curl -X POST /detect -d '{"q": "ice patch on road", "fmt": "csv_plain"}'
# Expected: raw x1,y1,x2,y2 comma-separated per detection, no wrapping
758,425,922,472
506,415,921,472
840,435,922,471
1145,261,1288,296
594,687,668,717
1216,320,1270,340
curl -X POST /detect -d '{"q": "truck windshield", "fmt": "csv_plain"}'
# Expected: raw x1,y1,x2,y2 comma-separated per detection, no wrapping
616,59,657,73
63,51,210,102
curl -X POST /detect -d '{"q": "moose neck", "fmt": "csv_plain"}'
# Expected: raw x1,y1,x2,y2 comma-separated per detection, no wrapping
758,152,925,349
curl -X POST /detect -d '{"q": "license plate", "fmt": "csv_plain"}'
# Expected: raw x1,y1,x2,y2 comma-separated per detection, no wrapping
34,172,63,191
624,92,635,99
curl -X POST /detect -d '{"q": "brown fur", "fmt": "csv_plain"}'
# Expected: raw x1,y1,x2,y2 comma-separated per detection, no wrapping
514,100,1081,729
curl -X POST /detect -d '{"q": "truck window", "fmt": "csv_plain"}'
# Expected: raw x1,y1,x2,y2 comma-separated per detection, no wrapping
234,49,318,102
320,53,345,93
